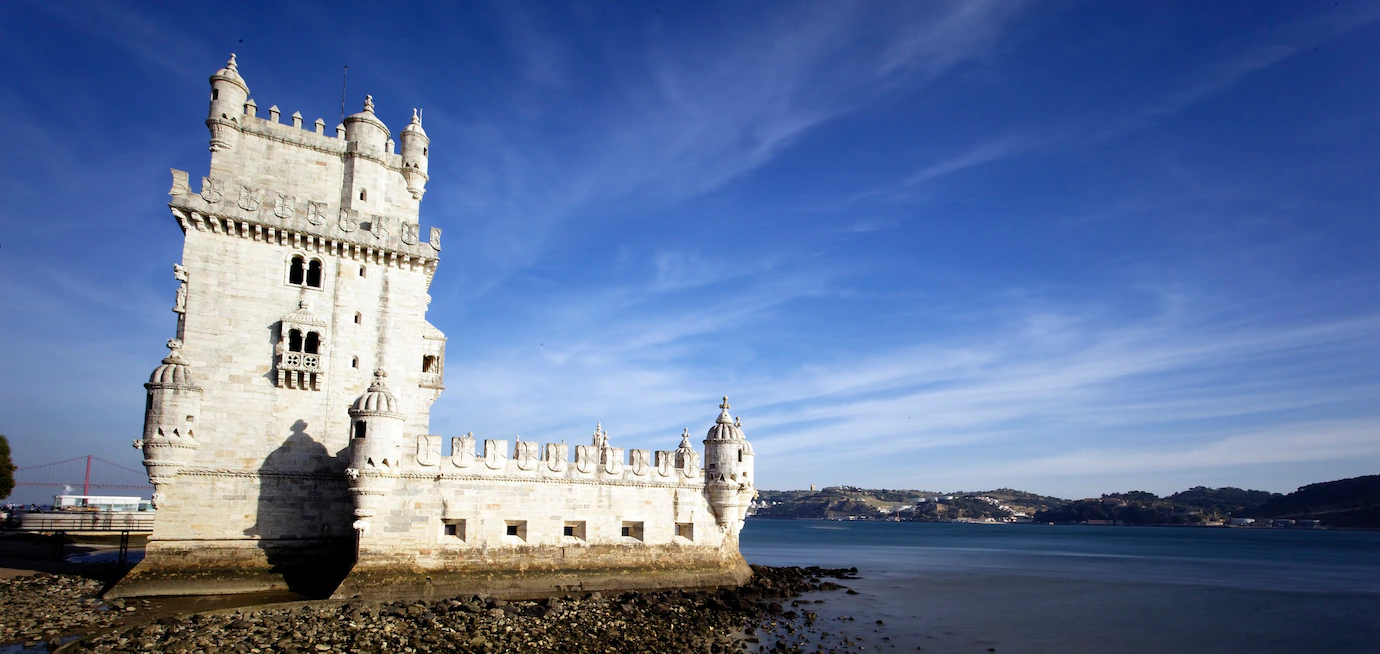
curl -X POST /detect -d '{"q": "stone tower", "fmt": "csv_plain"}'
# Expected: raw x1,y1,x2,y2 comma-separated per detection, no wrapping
116,54,446,597
115,55,758,600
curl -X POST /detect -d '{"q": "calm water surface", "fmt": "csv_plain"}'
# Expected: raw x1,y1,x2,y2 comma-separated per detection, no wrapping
740,520,1380,653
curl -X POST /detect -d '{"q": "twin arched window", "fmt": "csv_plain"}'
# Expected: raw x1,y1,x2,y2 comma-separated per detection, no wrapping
286,329,320,354
288,255,323,288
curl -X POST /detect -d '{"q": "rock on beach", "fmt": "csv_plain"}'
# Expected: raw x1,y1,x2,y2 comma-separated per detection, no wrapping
32,565,868,654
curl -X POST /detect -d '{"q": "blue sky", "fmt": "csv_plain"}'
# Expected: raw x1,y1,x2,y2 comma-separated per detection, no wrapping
3,1,1380,502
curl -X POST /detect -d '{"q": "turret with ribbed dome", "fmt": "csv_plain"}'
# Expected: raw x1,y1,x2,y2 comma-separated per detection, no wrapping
207,53,249,152
138,339,204,508
346,370,406,531
702,396,757,533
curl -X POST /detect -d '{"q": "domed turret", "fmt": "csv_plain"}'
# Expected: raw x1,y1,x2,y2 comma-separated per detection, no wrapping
399,108,430,200
702,397,757,533
149,342,195,386
343,95,391,154
139,339,204,507
350,370,403,417
207,54,249,152
346,370,406,532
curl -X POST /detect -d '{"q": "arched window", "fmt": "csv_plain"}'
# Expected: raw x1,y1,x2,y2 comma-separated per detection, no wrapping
354,312,362,325
288,256,305,285
359,266,366,277
359,189,367,201
304,332,320,355
306,259,323,288
737,448,743,462
351,356,359,369
287,329,303,352
212,89,219,101
422,147,428,156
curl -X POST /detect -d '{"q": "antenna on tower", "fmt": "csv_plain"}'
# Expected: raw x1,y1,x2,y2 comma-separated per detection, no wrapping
339,65,349,126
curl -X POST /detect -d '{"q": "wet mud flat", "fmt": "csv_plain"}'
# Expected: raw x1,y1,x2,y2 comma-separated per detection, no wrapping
3,565,908,654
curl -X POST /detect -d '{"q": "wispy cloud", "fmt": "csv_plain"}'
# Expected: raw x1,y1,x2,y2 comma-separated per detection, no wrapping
437,2,1029,294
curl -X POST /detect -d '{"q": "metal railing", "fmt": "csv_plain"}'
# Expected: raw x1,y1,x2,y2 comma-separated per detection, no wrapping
15,512,155,533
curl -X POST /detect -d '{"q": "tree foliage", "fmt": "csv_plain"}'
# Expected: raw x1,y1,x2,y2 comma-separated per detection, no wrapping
0,435,14,500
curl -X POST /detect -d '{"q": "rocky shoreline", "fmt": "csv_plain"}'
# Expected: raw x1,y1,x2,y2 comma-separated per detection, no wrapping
3,565,884,653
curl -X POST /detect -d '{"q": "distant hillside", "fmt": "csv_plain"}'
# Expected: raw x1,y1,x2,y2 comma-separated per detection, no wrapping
1245,475,1380,528
754,475,1380,528
752,486,1063,522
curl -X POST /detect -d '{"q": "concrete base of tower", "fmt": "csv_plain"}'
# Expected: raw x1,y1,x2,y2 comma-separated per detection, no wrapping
105,538,356,600
330,543,753,601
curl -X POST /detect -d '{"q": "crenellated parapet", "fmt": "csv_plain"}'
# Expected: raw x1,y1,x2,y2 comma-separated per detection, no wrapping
419,428,704,486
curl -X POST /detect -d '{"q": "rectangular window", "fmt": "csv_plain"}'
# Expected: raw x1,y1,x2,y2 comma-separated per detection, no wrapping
442,519,466,541
504,520,527,541
353,422,366,439
563,521,586,541
423,355,438,373
621,521,644,542
676,522,694,541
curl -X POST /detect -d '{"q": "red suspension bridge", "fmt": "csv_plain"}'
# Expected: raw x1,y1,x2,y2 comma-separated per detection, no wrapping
15,456,152,495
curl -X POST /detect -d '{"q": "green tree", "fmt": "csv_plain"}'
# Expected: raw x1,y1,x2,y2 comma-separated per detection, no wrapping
0,435,14,500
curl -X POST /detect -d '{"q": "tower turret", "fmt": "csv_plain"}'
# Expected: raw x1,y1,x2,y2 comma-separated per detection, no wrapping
207,54,249,152
399,108,430,200
345,370,405,532
702,396,756,533
343,95,390,155
136,339,204,507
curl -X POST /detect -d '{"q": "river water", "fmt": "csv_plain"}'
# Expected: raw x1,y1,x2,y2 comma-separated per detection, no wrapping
739,520,1380,653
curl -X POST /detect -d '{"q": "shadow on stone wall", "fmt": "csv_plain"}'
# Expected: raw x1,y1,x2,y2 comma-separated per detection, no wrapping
244,419,356,598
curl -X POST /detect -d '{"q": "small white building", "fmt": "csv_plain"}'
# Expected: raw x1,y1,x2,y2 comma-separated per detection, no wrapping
54,495,153,512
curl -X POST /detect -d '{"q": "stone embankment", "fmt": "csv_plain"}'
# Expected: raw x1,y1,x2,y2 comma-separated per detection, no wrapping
2,566,876,653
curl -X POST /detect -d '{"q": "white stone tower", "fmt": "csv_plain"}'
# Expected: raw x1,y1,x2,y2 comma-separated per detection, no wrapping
115,54,447,598
116,54,760,601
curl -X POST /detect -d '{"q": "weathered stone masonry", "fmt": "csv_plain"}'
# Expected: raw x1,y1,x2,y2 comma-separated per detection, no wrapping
111,55,758,600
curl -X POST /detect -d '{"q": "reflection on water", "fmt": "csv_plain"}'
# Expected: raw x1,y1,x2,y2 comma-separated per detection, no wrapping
742,520,1380,654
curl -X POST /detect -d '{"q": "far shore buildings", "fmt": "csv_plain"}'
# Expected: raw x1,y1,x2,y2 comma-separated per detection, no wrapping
114,56,758,599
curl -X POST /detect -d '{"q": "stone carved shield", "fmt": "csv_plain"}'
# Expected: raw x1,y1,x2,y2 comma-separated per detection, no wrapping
416,435,441,467
369,214,389,240
200,177,223,204
338,208,358,232
630,449,650,476
238,186,261,212
602,447,624,475
545,443,568,473
515,441,539,471
275,194,295,219
307,201,327,226
400,222,419,245
429,226,442,251
450,435,475,468
575,445,597,474
655,451,675,477
483,439,507,470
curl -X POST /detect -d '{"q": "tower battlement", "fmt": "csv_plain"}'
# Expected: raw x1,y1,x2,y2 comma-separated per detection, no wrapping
113,55,756,601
